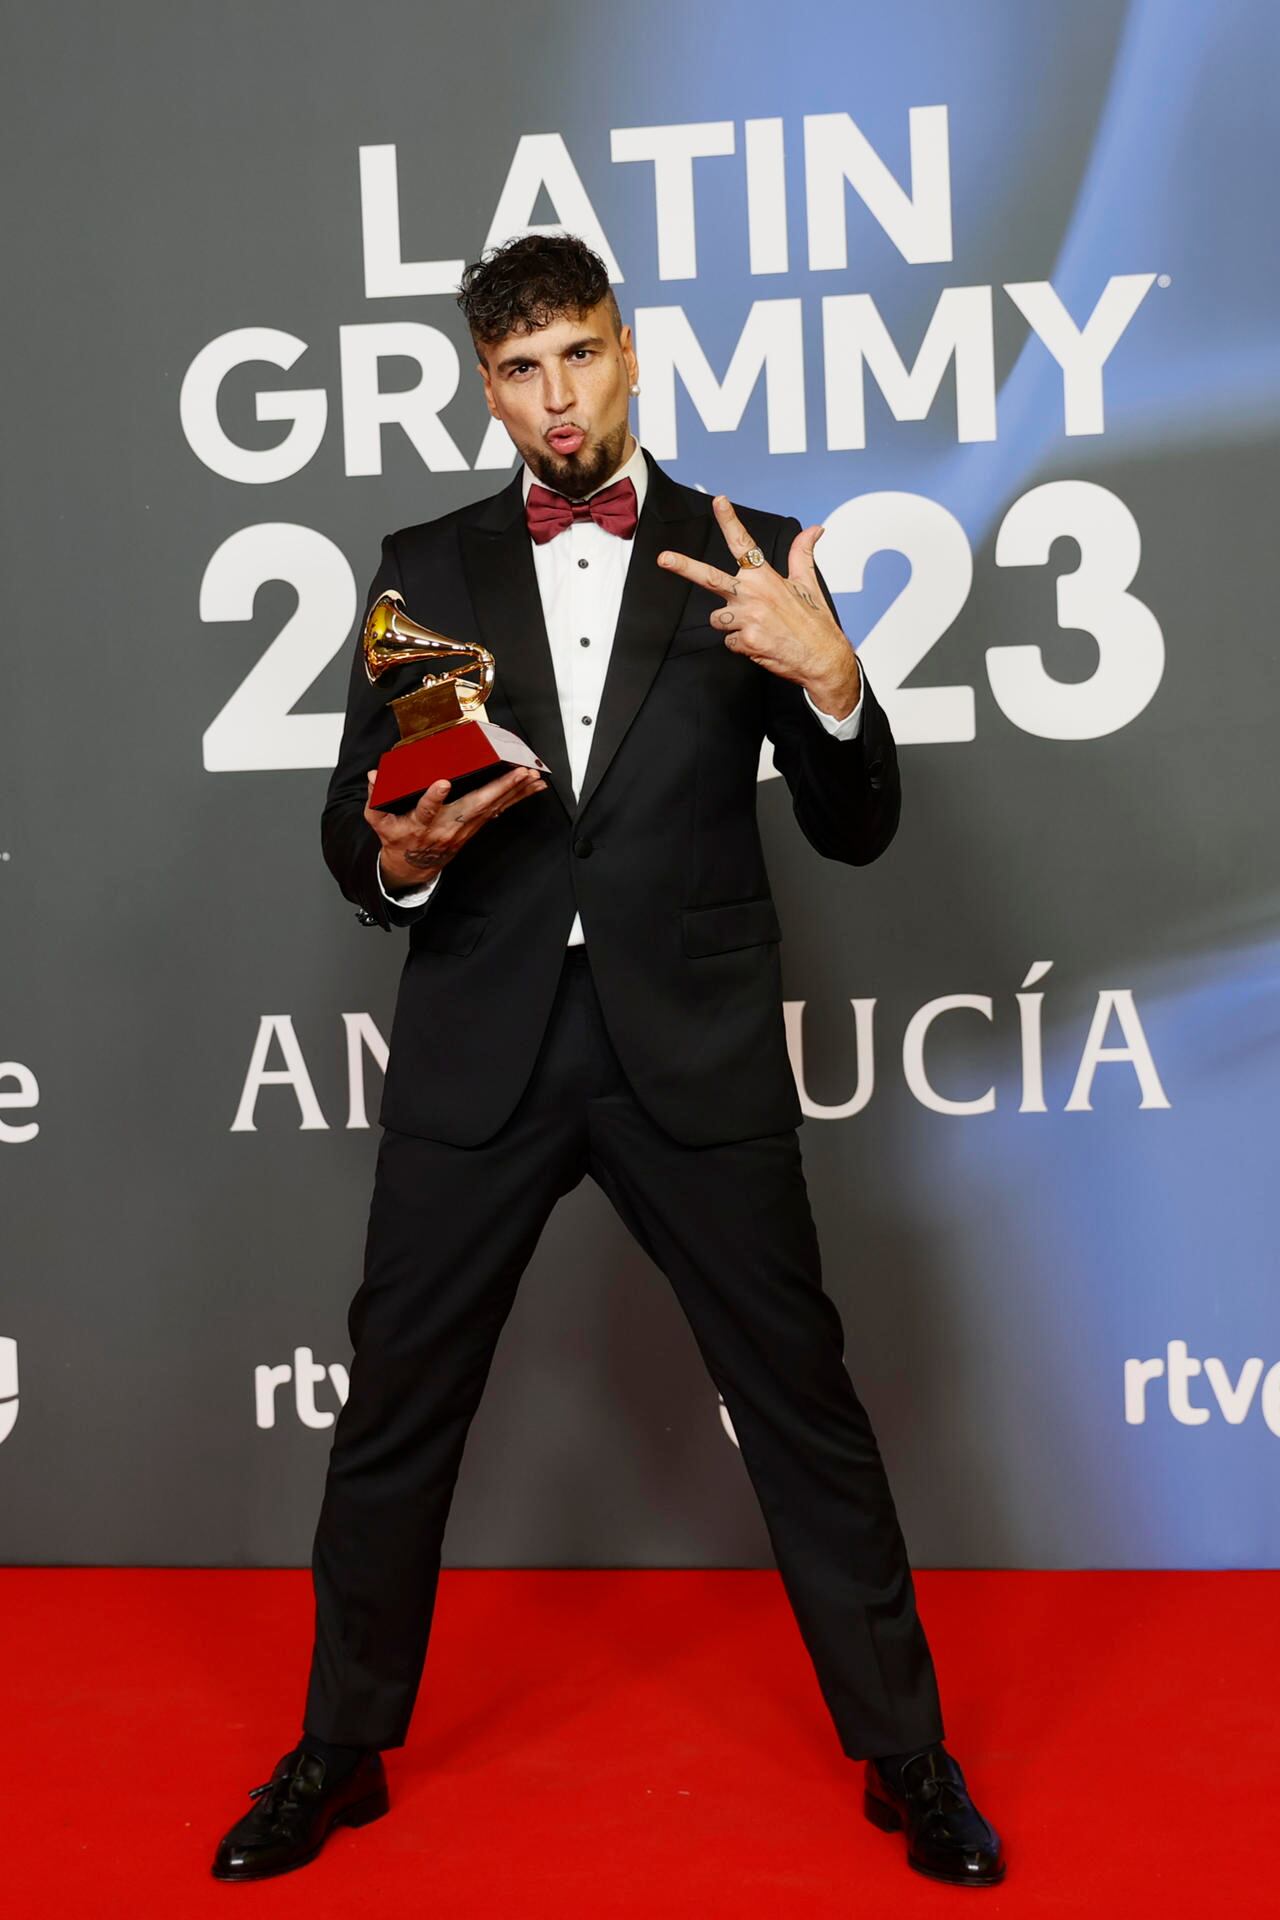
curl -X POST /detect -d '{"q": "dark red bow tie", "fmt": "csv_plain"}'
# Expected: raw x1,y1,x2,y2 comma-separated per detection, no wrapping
525,475,639,545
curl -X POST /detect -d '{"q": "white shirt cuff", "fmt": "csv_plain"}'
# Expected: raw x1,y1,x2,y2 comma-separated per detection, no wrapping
803,665,864,739
376,856,440,909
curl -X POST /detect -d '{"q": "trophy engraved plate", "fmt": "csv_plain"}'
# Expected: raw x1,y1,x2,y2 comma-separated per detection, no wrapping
362,590,549,810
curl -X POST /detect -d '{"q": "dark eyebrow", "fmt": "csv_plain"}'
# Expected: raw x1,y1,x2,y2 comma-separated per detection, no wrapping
494,334,607,375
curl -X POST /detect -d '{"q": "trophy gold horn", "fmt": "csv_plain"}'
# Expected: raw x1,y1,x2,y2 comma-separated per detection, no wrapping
362,590,496,742
360,588,548,812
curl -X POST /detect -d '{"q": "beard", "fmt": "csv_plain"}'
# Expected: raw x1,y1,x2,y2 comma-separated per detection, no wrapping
525,418,631,500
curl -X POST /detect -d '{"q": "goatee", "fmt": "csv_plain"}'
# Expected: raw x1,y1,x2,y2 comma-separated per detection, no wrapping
527,425,630,501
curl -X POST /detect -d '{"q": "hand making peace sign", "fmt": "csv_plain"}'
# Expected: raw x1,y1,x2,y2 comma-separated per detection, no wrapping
657,494,862,722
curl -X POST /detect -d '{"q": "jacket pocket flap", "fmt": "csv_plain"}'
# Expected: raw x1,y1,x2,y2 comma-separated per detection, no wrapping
681,897,782,957
417,907,489,956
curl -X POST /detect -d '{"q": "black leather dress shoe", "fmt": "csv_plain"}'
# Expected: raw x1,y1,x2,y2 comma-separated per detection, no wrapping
864,1746,1005,1886
211,1745,389,1881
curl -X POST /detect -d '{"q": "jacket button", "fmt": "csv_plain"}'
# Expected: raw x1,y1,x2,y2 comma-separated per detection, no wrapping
868,759,885,790
574,838,594,858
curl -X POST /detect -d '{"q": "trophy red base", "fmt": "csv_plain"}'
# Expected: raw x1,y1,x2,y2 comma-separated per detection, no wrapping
369,719,550,812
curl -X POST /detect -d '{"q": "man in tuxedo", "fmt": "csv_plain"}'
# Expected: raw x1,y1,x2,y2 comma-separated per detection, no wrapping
213,234,1004,1888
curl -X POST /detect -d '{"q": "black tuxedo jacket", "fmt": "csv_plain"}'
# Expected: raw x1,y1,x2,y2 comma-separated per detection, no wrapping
322,452,901,1148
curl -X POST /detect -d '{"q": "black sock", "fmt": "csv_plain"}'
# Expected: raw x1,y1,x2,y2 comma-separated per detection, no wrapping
873,1740,943,1785
297,1731,371,1785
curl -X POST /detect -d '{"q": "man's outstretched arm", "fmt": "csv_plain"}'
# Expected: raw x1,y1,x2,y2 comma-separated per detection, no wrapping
761,513,900,866
655,496,901,867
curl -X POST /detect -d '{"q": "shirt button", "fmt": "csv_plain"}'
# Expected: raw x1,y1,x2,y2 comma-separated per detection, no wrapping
581,714,592,726
577,557,589,569
580,636,591,647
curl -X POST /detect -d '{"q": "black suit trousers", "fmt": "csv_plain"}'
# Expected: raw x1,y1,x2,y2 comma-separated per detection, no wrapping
303,946,944,1761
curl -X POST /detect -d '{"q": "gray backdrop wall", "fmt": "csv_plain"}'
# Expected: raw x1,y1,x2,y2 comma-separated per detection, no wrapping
3,0,1278,1569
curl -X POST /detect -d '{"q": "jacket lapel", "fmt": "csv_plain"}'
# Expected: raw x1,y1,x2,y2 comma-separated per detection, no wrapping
457,452,713,823
575,452,712,819
459,475,574,814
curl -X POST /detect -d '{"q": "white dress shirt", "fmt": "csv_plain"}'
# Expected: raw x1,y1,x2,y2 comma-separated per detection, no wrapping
378,441,864,940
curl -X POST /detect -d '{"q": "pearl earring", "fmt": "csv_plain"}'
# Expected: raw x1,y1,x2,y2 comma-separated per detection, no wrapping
630,383,641,396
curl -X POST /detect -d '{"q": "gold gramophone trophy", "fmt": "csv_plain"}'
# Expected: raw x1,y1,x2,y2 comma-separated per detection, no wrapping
362,590,549,810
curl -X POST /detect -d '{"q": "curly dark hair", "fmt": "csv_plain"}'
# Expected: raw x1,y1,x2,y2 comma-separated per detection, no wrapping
457,233,621,357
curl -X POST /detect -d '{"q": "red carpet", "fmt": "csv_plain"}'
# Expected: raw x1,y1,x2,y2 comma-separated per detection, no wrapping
3,1568,1270,1916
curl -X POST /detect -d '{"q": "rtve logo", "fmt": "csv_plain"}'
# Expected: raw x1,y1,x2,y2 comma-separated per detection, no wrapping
0,1337,18,1443
1125,1341,1280,1436
255,1347,350,1428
